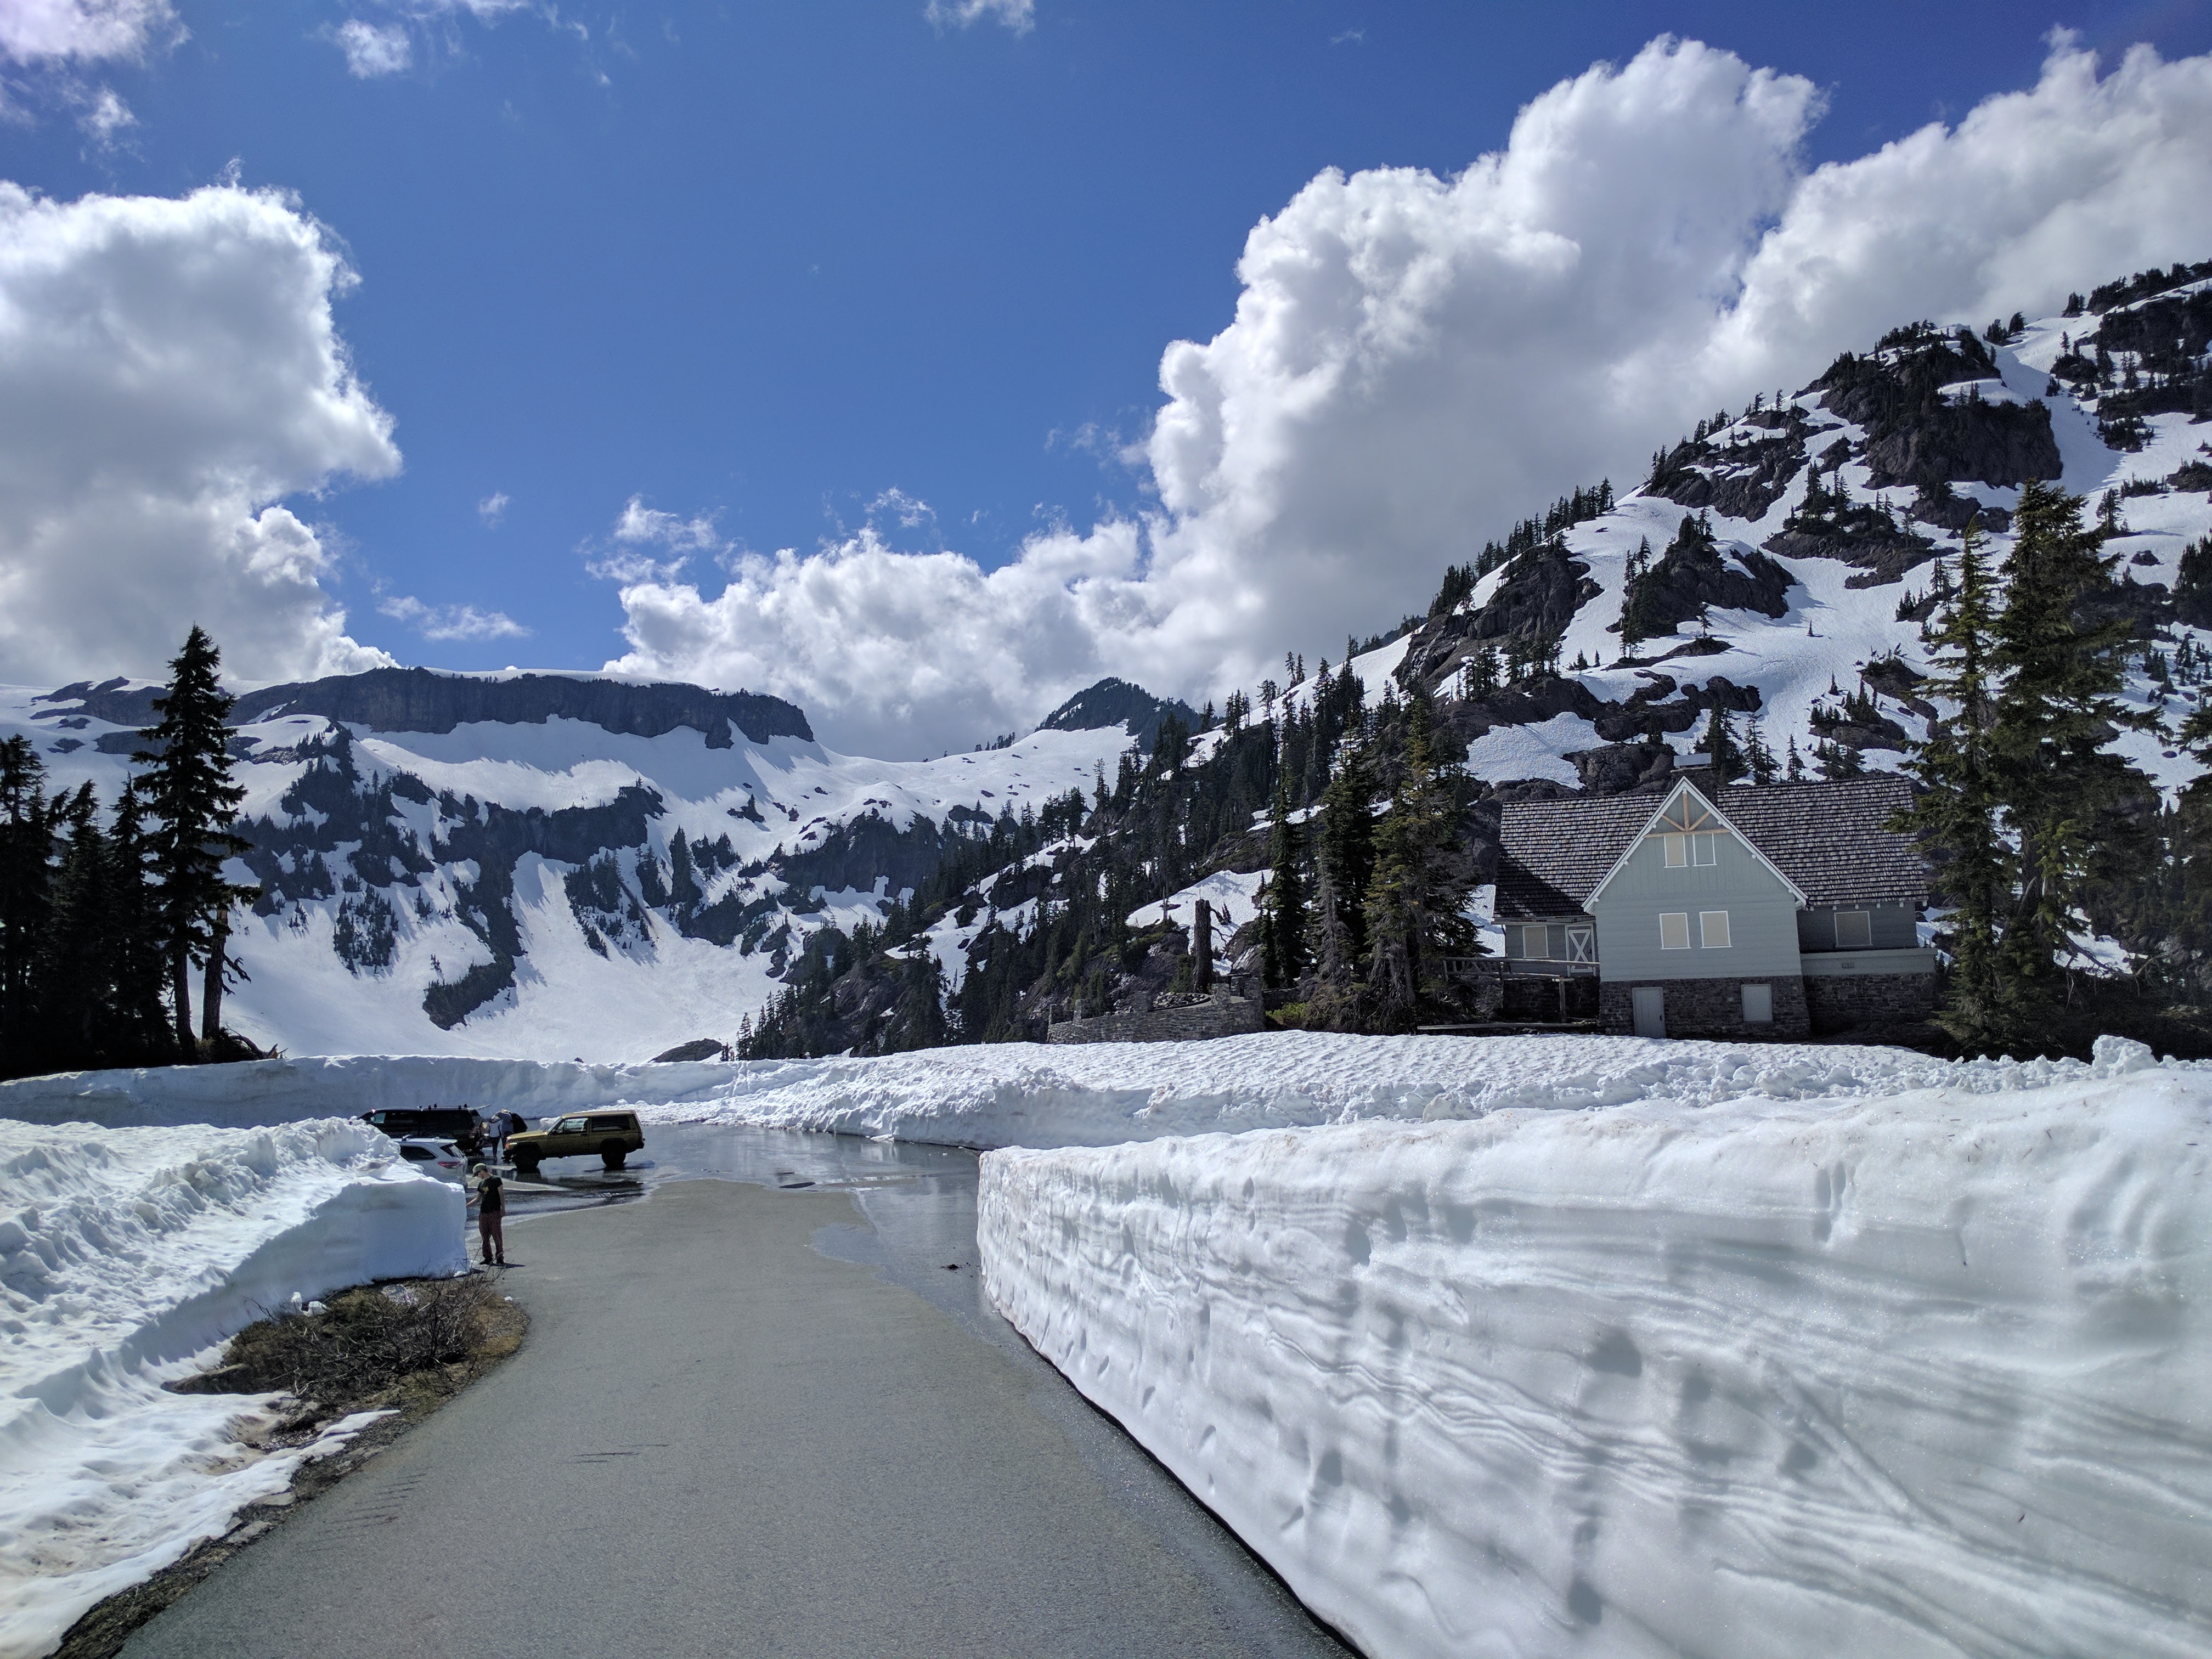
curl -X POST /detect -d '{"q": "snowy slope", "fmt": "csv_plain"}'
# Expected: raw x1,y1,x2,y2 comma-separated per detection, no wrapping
978,1035,2212,1659
0,1120,462,1659
1402,298,2212,797
0,678,1137,1063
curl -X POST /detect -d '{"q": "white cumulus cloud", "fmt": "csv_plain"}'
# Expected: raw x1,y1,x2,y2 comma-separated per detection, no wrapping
926,0,1033,35
0,0,177,66
603,32,2212,758
0,181,401,689
335,18,412,77
477,489,510,526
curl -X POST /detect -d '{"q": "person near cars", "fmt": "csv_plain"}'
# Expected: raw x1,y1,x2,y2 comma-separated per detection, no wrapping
470,1163,507,1266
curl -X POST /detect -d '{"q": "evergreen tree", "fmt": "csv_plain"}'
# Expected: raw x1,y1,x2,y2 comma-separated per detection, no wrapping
668,828,703,912
1896,526,2013,1048
1785,735,1805,782
1703,704,1743,783
1988,482,2155,1015
1619,537,1662,646
1744,713,1777,786
137,627,256,1052
104,781,172,1060
1259,763,1308,987
1315,737,1377,969
1362,691,1474,1029
0,737,53,1074
33,785,108,1066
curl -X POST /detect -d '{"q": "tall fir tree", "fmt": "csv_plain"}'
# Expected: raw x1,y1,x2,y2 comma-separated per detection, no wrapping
1988,482,2154,1016
1744,712,1778,786
1362,690,1474,1029
1896,524,2014,1048
1259,761,1309,988
33,785,108,1067
105,781,173,1060
137,627,255,1053
1316,736,1377,968
1703,704,1743,783
0,736,53,1075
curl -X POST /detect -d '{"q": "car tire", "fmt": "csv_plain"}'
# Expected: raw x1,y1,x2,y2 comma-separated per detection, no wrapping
600,1142,627,1170
514,1155,540,1177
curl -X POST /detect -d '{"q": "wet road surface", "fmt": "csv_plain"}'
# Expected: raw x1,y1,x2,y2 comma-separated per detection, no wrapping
121,1128,1353,1658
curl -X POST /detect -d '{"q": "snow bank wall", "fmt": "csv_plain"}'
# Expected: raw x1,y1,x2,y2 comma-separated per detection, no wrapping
979,1046,2212,1659
0,1053,738,1130
15,1035,2196,1156
633,1032,2176,1149
1,1120,465,1659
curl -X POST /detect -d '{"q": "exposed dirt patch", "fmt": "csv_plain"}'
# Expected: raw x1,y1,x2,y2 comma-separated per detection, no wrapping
52,1274,527,1659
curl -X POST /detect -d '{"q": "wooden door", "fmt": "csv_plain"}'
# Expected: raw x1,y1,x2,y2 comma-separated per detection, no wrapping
1631,986,1666,1039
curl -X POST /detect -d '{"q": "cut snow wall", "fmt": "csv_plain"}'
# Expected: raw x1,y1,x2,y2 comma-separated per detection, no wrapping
16,1035,2205,1156
0,1054,740,1130
979,1052,2212,1659
0,1121,465,1659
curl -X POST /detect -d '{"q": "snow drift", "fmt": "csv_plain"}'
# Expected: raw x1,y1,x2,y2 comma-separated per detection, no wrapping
979,1037,2212,1659
0,1120,464,1659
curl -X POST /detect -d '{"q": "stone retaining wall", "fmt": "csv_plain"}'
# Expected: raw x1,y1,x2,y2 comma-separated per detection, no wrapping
1803,970,1937,1035
1599,974,1812,1039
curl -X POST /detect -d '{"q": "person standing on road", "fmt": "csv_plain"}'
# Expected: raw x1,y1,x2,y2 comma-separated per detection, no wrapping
470,1163,507,1266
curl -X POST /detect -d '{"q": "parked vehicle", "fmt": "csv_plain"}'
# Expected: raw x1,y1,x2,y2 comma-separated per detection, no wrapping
362,1106,483,1141
506,1110,645,1173
392,1137,469,1183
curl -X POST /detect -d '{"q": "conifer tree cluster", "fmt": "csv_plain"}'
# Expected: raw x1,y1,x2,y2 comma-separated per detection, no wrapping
0,627,261,1080
1898,491,2170,1052
733,647,1489,1055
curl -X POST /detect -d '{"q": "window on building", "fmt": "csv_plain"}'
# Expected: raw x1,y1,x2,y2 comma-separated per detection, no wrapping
1662,833,1686,867
1741,983,1773,1023
1659,912,1690,950
1519,924,1549,959
1694,832,1719,866
1834,910,1872,949
1700,910,1731,948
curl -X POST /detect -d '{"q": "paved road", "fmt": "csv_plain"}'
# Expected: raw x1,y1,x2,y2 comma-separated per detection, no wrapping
123,1170,1352,1658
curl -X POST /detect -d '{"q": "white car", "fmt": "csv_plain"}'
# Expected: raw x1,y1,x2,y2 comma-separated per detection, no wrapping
393,1136,470,1184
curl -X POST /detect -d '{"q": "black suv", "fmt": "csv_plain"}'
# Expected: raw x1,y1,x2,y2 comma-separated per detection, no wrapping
362,1107,483,1141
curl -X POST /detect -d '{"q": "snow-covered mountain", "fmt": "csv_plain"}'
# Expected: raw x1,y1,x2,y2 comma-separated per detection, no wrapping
9,262,2209,1062
0,669,1136,1060
1386,265,2212,799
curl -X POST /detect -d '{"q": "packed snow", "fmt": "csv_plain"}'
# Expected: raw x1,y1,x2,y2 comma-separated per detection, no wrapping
978,1035,2212,1659
0,1119,463,1659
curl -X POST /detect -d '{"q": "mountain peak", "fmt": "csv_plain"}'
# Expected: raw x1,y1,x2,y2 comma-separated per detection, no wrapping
1039,678,1199,753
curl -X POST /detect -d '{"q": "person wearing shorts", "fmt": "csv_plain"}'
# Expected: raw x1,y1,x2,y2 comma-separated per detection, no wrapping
471,1164,507,1266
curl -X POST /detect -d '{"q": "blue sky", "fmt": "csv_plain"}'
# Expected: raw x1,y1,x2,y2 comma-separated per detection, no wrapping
3,2,2211,751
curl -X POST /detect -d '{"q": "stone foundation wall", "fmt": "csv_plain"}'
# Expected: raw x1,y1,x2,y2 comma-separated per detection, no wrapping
1046,992,1265,1045
1599,974,1811,1040
1803,970,1937,1035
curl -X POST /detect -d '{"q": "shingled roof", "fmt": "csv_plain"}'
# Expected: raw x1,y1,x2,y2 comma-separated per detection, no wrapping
1496,774,1924,919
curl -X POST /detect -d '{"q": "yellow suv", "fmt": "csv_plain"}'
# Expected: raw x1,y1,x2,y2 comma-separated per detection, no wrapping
507,1110,645,1174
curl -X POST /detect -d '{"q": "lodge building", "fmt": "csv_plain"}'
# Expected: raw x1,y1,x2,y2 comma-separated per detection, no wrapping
1494,774,1933,1039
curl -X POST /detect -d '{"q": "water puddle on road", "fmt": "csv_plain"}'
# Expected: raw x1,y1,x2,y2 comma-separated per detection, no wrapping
498,1123,990,1320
